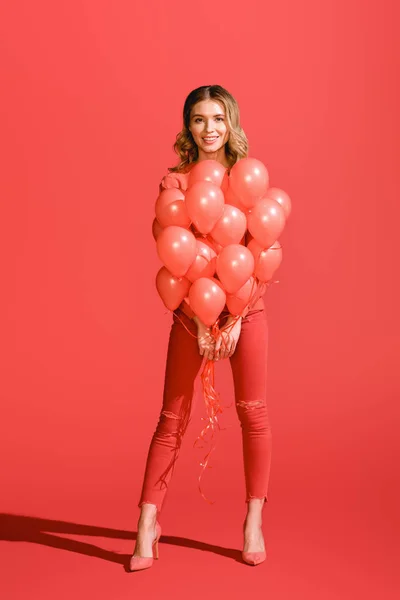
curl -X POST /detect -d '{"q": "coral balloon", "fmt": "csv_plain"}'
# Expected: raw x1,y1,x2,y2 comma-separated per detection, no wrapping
155,188,184,212
266,187,292,219
158,201,190,228
152,218,163,241
226,276,257,316
216,244,255,294
229,158,269,208
188,160,227,187
185,240,217,283
248,239,283,282
185,181,225,234
247,197,286,248
155,188,190,228
156,267,191,311
210,204,247,247
188,277,227,327
157,226,197,278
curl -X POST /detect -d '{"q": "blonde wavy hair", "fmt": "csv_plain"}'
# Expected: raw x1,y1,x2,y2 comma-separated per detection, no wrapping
169,85,249,173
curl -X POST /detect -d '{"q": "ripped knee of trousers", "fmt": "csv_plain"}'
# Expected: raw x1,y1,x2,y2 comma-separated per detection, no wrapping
236,398,272,435
157,409,190,441
236,399,264,411
161,410,181,420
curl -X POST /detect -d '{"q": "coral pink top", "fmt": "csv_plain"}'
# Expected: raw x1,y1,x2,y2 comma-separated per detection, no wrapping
159,169,265,319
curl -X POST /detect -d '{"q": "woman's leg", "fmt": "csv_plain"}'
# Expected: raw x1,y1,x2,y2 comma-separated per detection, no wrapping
133,310,203,558
229,309,272,552
137,309,203,512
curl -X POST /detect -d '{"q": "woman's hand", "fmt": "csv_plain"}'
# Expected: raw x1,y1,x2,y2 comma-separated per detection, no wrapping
193,317,215,361
214,316,242,361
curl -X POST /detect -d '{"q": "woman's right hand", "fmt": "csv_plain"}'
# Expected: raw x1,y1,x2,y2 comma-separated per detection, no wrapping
193,317,215,361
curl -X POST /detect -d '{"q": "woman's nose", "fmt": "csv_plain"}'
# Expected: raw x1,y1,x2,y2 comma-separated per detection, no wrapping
205,120,215,132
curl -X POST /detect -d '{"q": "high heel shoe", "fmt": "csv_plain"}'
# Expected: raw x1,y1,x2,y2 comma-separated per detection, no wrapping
129,521,162,572
242,520,266,566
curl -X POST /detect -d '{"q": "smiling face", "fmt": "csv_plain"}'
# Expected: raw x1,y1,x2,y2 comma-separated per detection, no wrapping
189,100,230,159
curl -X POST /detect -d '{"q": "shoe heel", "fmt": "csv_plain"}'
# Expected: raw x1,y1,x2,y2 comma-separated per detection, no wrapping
153,540,159,559
153,521,161,559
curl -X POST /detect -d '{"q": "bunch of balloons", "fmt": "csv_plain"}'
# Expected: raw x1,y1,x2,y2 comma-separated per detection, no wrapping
153,158,291,326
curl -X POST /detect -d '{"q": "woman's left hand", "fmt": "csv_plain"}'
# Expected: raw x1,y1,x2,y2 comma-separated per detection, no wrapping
214,316,242,361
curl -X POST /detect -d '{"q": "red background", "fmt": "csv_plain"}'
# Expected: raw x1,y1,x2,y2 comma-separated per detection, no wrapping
1,1,399,598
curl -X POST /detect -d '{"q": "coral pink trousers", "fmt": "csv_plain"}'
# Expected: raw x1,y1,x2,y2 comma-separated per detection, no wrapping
138,307,272,512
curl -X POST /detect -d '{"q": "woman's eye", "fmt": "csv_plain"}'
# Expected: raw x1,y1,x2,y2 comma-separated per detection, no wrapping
195,118,203,123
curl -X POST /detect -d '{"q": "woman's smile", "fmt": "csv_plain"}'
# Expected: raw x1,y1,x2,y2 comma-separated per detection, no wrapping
202,135,219,145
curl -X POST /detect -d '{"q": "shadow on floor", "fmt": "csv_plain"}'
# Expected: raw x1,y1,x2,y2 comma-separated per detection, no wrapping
0,513,242,569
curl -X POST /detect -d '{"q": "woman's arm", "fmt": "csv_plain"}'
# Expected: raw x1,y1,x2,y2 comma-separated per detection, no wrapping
214,314,242,361
193,315,216,361
180,297,196,319
159,172,181,193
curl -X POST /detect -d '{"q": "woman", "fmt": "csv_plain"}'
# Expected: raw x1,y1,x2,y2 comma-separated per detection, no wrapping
130,85,272,570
